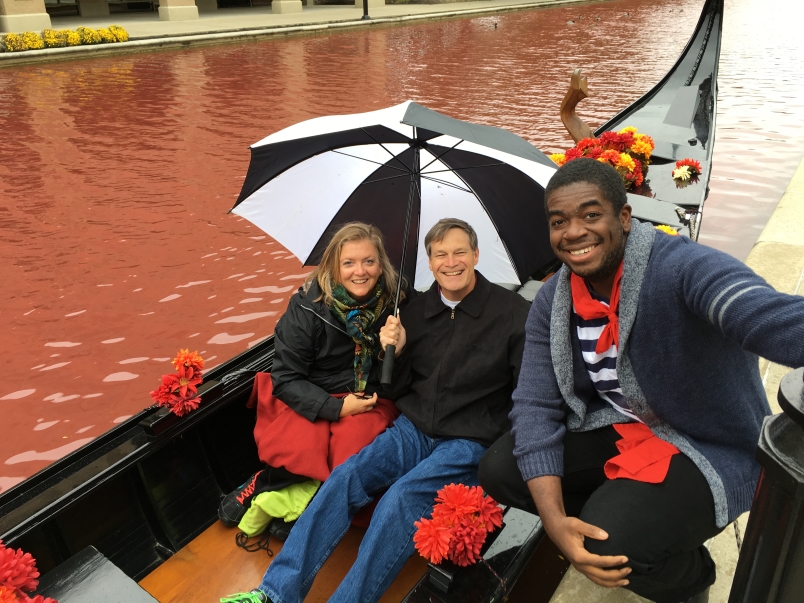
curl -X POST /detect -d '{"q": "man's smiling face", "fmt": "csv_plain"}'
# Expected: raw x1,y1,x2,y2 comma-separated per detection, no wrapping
546,182,631,290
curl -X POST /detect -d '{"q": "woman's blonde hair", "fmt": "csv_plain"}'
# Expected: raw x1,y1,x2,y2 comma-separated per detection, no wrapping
304,222,403,308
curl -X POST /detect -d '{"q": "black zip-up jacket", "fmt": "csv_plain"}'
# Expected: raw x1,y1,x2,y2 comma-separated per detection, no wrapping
386,272,530,447
271,281,409,422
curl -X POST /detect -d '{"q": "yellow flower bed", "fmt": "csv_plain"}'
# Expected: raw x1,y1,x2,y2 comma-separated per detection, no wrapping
76,26,102,45
1,25,129,52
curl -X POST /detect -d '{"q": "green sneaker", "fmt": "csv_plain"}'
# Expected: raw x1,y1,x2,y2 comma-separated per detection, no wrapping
220,590,269,603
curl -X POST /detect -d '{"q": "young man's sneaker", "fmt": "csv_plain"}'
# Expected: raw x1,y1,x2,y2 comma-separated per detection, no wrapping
220,590,271,603
219,471,263,527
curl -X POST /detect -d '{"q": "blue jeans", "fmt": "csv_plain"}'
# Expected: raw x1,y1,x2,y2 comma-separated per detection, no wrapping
257,414,487,603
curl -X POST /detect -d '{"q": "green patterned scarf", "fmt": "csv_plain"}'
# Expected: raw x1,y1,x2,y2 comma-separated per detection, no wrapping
329,277,386,393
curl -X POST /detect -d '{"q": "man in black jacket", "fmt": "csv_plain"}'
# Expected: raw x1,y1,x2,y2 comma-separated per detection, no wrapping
239,218,530,603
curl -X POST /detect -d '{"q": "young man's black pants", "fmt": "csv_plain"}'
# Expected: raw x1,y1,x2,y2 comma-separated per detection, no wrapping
478,427,723,603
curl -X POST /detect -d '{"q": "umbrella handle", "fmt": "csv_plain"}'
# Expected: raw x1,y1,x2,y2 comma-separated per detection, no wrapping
380,345,396,385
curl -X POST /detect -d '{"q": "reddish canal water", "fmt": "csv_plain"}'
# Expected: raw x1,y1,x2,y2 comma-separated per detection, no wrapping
2,0,803,490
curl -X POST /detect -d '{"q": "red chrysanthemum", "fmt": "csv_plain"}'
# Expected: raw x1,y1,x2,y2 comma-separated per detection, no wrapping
564,147,583,161
413,517,451,564
599,130,634,152
448,516,487,567
575,137,599,152
170,395,201,417
172,349,204,372
585,145,603,159
175,365,203,398
149,374,176,405
0,542,39,595
23,596,58,603
432,484,480,523
477,495,504,533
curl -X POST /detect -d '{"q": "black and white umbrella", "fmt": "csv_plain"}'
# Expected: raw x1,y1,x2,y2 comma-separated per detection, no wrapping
231,100,557,291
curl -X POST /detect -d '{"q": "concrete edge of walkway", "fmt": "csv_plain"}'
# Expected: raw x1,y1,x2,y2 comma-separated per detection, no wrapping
549,161,804,603
0,0,594,67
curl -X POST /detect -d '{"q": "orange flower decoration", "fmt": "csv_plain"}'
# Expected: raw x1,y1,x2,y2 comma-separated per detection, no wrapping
0,586,18,603
172,349,204,372
150,349,205,417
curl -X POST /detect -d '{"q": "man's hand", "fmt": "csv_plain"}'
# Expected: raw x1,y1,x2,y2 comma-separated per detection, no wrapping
380,315,406,357
339,392,378,418
542,515,631,588
527,475,630,588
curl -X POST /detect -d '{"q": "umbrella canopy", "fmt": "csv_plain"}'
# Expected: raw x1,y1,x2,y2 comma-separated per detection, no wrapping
231,101,557,289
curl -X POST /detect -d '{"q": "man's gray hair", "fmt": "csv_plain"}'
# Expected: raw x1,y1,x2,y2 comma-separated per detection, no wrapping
424,218,478,257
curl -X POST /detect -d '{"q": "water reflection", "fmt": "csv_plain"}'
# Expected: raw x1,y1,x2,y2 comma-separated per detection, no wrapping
1,0,803,485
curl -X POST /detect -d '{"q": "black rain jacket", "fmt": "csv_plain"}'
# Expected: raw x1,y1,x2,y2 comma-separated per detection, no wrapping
385,272,530,447
271,280,409,422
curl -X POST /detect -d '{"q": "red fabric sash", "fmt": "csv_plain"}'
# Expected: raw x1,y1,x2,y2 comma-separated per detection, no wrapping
248,372,399,482
604,423,681,483
570,261,624,354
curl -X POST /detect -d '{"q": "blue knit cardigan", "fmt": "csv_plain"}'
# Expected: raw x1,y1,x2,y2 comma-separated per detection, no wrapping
511,220,804,527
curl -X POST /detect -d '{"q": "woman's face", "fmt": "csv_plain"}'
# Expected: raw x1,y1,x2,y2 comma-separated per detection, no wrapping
338,239,383,302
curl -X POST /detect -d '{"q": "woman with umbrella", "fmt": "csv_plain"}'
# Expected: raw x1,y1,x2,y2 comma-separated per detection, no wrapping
218,222,409,539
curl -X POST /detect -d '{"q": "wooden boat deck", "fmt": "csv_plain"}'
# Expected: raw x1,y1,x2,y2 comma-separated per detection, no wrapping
139,520,568,602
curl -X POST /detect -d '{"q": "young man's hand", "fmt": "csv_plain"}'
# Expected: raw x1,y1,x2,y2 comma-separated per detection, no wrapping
543,515,631,588
380,315,406,357
339,392,378,417
527,475,630,588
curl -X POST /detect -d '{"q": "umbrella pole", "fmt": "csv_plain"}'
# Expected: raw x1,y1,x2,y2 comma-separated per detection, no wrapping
381,133,420,386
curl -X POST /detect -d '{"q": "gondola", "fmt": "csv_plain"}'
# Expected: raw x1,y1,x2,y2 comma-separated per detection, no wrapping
0,0,723,600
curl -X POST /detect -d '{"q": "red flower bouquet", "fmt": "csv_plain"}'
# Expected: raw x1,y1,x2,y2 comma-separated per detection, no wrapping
672,158,702,188
413,484,503,567
0,541,57,603
550,127,655,190
149,349,205,417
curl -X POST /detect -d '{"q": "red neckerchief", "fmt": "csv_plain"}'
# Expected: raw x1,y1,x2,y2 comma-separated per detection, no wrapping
570,261,624,354
604,423,680,483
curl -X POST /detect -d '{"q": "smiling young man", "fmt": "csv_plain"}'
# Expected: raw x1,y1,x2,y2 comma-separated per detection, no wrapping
228,218,529,603
478,158,804,603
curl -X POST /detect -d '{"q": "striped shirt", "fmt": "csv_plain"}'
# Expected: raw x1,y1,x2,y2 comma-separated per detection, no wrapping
574,289,641,423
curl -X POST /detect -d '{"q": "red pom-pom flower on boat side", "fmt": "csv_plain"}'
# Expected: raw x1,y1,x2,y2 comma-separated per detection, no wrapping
413,484,503,567
149,349,205,417
0,540,57,603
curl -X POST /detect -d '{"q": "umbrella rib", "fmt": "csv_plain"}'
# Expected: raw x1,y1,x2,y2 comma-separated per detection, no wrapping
422,162,507,175
331,150,411,174
419,138,465,172
419,174,473,193
360,127,414,173
362,173,416,186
